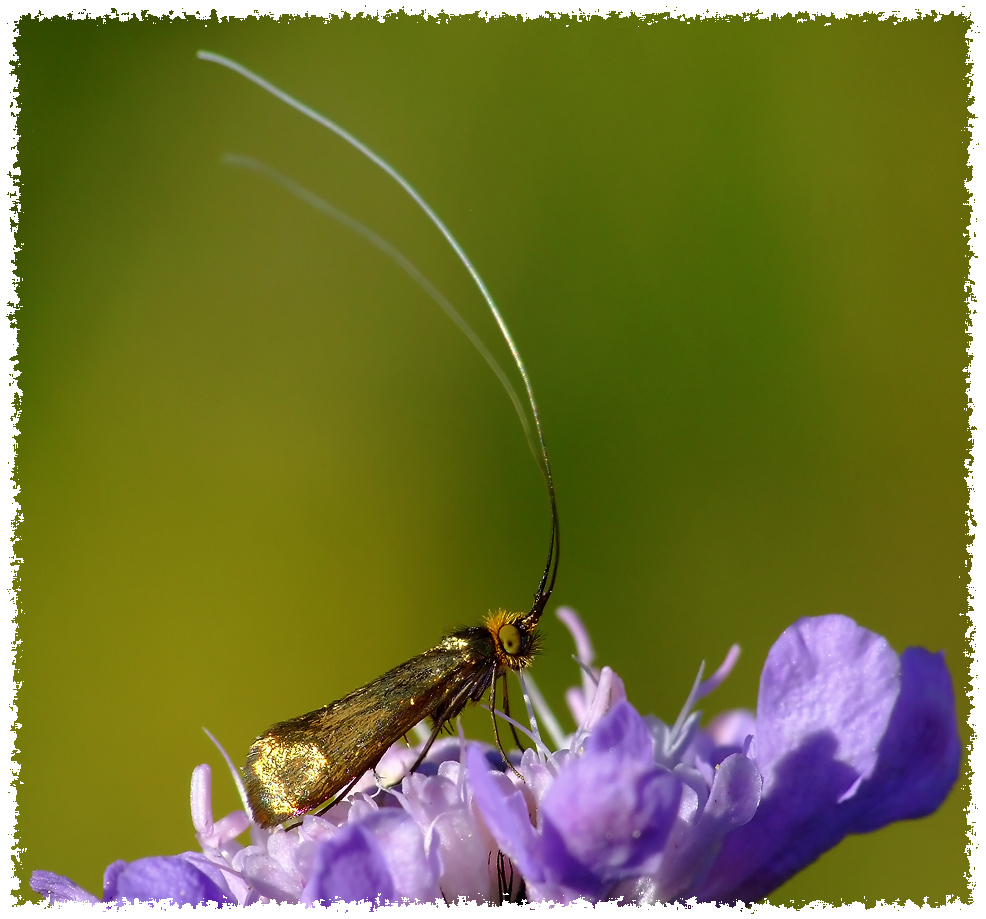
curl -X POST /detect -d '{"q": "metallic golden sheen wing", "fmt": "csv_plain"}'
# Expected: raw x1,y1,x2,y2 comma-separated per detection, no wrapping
244,627,497,827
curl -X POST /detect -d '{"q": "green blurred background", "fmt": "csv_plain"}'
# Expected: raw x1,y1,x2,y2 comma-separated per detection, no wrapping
14,13,970,905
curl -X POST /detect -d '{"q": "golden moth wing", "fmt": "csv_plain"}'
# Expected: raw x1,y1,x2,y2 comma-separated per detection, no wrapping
244,629,496,826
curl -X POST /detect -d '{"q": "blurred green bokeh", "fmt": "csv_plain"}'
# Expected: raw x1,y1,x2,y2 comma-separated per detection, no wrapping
14,13,969,905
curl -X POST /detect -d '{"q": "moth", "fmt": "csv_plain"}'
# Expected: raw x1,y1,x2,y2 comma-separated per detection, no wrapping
201,52,559,829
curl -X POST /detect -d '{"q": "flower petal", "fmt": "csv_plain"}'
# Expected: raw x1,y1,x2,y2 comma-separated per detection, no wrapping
366,810,442,902
570,666,628,752
755,614,900,793
29,871,99,904
302,821,395,905
539,702,682,896
845,646,961,832
108,855,231,905
583,698,654,761
467,744,545,884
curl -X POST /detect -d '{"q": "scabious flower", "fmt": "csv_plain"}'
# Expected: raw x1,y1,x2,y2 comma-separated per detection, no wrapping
31,609,960,905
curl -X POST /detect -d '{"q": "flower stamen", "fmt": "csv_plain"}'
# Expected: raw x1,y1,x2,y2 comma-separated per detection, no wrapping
521,672,567,749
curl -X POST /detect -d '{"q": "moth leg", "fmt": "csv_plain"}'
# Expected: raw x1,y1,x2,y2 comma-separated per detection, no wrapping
490,674,523,779
304,770,367,822
501,673,527,754
409,718,446,774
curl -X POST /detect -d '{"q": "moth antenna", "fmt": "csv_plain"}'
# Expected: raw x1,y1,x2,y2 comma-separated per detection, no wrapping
221,153,534,458
198,52,559,622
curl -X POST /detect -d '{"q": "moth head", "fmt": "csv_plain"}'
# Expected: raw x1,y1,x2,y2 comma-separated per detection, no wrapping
483,609,541,673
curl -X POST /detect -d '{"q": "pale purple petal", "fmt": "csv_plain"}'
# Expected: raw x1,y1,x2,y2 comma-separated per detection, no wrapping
351,742,420,795
365,810,442,902
755,615,900,793
518,747,563,806
398,766,498,901
302,821,395,905
703,752,762,829
583,697,654,760
399,771,461,828
571,665,627,741
650,753,762,901
558,606,601,726
564,685,589,727
467,744,545,884
556,606,595,667
235,842,305,902
704,709,756,750
539,702,681,895
105,855,232,905
30,871,100,904
102,859,126,900
432,803,501,900
696,644,742,700
192,763,251,855
240,829,312,901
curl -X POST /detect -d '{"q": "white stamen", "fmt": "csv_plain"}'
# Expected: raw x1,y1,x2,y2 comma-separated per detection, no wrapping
517,672,546,761
696,644,741,699
522,672,567,750
484,703,555,763
202,727,251,815
410,721,431,745
670,661,707,746
573,654,601,686
455,719,470,792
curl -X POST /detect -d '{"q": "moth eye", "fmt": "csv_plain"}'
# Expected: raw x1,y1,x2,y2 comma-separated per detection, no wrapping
499,623,522,656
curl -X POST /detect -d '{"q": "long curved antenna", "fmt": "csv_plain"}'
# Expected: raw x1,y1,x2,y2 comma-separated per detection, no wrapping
198,52,559,619
222,154,535,462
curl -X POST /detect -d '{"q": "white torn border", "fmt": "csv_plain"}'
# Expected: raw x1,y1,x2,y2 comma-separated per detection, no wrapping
1,2,979,914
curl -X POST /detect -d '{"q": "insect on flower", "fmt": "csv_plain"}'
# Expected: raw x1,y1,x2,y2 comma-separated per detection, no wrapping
199,53,561,829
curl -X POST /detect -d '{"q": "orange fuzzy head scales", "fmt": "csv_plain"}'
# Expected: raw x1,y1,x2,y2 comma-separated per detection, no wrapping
482,609,542,674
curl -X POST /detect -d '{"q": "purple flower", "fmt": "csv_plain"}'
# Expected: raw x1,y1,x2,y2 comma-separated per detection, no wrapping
30,611,958,905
